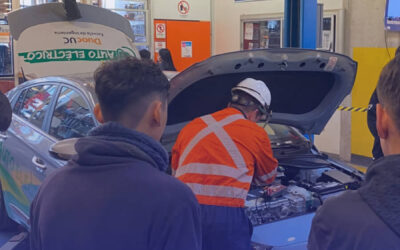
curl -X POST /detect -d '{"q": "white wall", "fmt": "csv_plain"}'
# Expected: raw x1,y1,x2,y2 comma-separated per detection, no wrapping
151,0,211,21
319,0,344,10
212,0,284,55
344,0,400,53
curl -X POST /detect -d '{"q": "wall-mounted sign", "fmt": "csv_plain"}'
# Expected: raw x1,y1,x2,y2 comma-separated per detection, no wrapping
244,23,254,40
155,41,166,53
156,23,166,39
178,0,190,16
181,41,192,58
152,0,210,21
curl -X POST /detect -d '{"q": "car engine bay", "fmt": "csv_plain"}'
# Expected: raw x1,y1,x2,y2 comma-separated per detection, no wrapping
245,159,362,226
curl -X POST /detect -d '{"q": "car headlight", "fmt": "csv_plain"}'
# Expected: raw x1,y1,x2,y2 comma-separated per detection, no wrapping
251,242,273,250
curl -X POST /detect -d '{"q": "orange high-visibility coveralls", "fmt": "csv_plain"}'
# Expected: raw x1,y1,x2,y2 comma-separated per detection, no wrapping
171,107,278,207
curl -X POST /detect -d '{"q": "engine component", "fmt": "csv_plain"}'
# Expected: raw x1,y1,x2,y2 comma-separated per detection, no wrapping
245,185,318,226
311,181,345,195
322,169,355,184
265,184,287,198
245,162,359,227
298,167,331,183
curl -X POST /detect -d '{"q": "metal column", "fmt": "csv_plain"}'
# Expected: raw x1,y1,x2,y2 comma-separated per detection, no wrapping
284,0,317,49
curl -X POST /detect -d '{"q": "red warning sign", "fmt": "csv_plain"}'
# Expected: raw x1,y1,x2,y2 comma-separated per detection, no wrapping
178,0,190,15
155,23,166,39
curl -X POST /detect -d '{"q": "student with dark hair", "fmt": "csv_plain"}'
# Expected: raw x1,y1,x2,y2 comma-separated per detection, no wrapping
158,48,177,71
367,46,400,160
139,49,151,60
308,55,400,250
30,57,202,250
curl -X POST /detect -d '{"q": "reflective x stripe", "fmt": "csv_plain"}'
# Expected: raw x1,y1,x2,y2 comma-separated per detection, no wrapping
258,169,277,182
201,115,247,169
178,114,244,167
186,183,248,200
175,163,253,183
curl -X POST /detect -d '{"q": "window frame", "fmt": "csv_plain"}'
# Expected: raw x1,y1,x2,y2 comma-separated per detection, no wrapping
240,14,284,50
0,22,14,77
11,83,60,132
45,83,97,140
102,0,150,52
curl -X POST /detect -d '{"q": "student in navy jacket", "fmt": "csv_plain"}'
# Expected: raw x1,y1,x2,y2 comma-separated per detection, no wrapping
30,57,202,250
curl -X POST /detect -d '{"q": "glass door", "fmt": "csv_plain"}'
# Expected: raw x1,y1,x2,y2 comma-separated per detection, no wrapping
0,0,13,77
102,0,149,51
242,19,282,50
319,15,336,52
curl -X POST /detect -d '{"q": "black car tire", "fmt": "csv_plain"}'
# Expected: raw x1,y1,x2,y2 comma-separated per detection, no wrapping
0,182,18,230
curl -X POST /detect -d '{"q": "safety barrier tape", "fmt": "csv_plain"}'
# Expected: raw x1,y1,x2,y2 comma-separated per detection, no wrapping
337,104,372,113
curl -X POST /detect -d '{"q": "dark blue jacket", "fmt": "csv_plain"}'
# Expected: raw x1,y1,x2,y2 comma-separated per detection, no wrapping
30,122,202,250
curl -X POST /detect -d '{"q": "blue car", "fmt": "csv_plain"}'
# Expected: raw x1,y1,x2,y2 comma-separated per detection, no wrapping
0,49,363,249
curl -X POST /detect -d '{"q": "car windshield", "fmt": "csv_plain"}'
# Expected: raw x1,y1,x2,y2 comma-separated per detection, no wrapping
258,123,308,148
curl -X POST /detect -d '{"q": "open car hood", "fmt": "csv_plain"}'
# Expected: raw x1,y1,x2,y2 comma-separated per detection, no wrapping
167,49,357,135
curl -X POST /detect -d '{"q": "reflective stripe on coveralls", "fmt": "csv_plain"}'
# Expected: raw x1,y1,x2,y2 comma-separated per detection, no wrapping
258,168,278,182
176,114,252,201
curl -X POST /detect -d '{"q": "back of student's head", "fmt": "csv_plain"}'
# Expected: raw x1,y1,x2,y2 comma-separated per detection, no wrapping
377,55,400,132
94,57,170,127
139,49,151,60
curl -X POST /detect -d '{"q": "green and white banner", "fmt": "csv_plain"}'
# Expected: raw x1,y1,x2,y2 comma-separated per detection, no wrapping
9,3,138,78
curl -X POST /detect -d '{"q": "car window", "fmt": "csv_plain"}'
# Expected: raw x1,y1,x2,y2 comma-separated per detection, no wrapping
49,86,96,140
15,85,58,129
12,89,28,114
259,123,306,144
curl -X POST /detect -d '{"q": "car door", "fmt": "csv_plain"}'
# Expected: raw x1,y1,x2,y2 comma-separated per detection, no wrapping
0,83,59,226
30,84,97,184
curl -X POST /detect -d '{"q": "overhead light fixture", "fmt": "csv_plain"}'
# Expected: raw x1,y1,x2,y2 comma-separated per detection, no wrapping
3,2,11,5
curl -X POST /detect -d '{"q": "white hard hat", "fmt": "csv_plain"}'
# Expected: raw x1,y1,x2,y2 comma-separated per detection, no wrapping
231,78,271,107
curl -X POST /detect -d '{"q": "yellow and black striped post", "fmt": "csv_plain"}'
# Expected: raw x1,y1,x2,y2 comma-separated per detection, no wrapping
337,105,373,113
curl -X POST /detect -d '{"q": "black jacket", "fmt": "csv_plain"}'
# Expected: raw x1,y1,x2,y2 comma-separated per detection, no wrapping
30,122,202,250
308,155,400,250
367,90,383,159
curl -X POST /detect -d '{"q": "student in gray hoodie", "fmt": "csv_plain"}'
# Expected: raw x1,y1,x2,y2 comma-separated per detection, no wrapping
308,53,400,250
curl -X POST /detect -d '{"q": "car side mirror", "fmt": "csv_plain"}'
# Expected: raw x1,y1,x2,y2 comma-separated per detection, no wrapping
49,138,78,161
